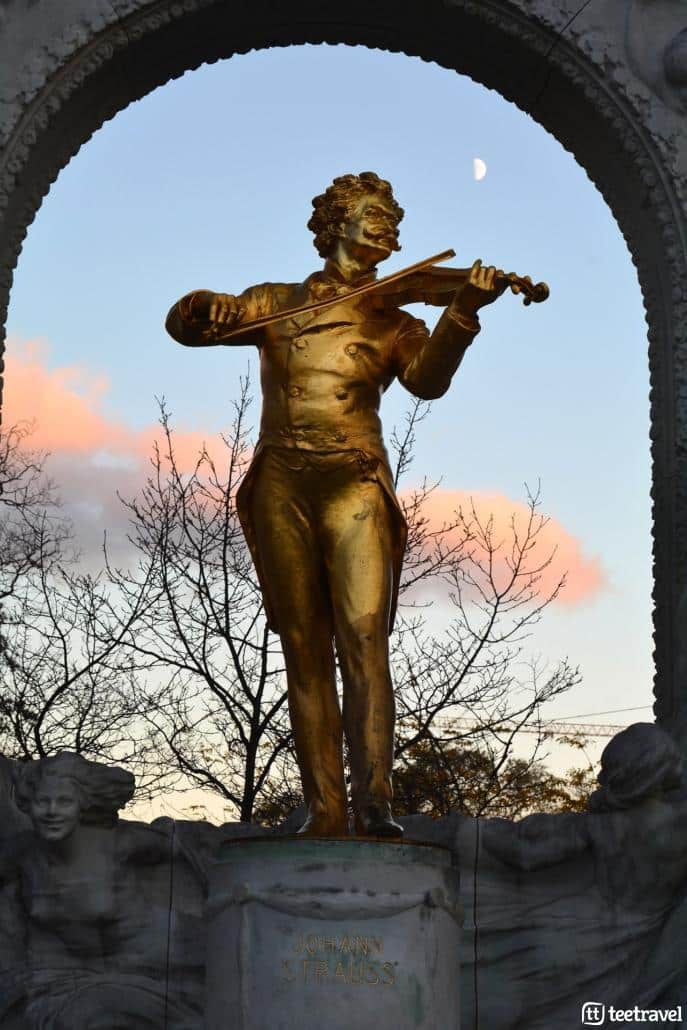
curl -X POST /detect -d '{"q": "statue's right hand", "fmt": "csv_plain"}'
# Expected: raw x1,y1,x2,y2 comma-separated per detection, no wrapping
208,293,245,329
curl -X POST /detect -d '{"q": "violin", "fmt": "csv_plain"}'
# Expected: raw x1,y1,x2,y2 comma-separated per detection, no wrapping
199,248,549,343
368,250,550,311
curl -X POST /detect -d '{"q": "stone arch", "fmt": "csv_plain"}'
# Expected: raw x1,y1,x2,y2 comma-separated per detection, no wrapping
0,0,685,737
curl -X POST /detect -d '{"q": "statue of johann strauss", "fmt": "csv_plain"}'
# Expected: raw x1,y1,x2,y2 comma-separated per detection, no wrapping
166,171,543,839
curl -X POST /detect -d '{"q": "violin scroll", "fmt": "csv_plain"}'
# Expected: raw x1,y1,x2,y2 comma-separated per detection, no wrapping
499,272,550,306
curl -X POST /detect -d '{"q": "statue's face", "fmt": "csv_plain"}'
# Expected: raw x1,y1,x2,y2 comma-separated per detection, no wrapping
340,192,400,261
30,775,81,842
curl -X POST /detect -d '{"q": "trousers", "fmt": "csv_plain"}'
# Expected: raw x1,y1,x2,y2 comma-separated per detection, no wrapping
248,446,397,828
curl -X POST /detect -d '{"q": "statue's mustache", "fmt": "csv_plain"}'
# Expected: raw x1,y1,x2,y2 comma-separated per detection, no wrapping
364,226,401,250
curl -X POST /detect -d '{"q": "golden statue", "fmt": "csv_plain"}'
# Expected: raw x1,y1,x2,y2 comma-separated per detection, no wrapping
165,172,548,839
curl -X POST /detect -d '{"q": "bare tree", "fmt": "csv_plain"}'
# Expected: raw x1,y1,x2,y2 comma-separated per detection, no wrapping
105,384,291,822
0,422,65,613
389,400,579,815
0,423,160,788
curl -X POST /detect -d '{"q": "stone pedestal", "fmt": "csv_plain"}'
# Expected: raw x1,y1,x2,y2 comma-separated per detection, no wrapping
205,837,461,1030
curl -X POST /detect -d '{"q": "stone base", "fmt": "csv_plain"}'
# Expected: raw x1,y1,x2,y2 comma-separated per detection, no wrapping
205,837,462,1030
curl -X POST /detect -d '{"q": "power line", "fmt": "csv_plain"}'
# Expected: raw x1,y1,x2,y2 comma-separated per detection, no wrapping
551,705,651,722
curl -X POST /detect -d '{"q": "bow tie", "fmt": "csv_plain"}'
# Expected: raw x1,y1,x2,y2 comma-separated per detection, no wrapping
309,269,377,302
309,280,351,302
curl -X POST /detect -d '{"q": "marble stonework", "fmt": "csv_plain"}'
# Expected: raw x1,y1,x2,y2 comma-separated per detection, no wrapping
0,728,685,1028
206,838,462,1030
0,754,236,1029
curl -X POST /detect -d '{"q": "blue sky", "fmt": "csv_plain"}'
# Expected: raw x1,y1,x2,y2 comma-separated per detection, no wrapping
4,44,654,754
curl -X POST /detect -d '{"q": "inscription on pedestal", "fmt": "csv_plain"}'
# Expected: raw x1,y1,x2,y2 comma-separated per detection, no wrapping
206,838,461,1029
280,932,396,987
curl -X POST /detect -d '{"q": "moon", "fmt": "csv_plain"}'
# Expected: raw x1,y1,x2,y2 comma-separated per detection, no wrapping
473,157,487,182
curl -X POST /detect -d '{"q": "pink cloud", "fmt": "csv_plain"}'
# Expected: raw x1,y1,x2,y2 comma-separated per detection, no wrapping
399,487,604,606
3,338,218,469
3,338,230,568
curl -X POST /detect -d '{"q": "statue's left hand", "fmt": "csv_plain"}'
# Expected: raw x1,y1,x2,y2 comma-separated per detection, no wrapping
453,260,509,318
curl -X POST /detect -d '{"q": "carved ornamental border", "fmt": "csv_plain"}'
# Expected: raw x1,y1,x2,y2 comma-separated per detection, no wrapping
0,0,685,739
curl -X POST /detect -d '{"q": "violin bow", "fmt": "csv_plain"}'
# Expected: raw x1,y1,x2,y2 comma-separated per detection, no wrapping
203,248,549,342
204,249,456,341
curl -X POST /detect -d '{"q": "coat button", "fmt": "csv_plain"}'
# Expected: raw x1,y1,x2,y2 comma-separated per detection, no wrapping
293,338,307,350
345,343,359,357
289,386,301,397
335,388,348,400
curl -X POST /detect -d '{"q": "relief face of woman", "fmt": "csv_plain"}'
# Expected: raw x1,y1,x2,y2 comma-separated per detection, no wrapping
29,775,81,843
8,754,200,1028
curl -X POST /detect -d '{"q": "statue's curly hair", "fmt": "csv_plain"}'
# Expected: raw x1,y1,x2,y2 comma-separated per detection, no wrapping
15,752,135,828
308,172,404,258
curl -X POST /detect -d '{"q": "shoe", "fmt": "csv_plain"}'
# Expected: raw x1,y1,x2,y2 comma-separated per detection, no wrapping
296,806,348,837
354,803,404,839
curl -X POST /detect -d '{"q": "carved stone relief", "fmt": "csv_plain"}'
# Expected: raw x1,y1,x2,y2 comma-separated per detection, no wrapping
626,0,687,112
0,754,214,1027
1,732,685,1028
407,723,687,1028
